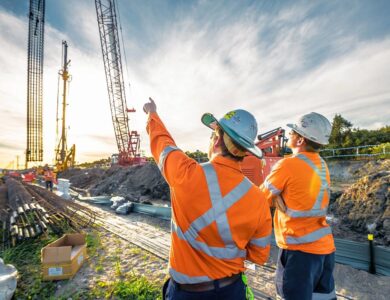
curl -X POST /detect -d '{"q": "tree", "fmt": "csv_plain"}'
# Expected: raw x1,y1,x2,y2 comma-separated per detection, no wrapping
185,150,208,162
329,114,353,147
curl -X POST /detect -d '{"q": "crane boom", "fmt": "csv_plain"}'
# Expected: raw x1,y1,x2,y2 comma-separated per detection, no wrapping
95,0,142,165
26,0,45,168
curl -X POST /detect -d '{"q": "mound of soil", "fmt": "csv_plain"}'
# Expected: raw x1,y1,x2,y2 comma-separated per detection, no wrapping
60,163,170,203
331,170,390,245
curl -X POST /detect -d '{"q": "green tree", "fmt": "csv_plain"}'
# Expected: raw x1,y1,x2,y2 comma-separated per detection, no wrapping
185,150,208,162
329,114,353,147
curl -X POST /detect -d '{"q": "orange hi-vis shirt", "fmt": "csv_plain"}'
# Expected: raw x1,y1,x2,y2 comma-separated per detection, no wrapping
44,170,54,182
260,152,335,255
146,112,272,284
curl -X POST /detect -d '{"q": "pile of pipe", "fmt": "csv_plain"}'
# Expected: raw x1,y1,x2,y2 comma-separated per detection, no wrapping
1,178,96,249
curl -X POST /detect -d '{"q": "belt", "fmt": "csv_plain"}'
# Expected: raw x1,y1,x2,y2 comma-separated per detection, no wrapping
175,273,241,292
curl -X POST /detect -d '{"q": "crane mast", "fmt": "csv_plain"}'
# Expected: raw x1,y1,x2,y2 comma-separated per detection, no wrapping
95,0,142,165
26,0,45,168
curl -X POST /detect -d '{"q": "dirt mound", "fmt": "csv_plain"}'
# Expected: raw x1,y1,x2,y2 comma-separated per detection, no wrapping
60,163,170,203
331,171,390,245
327,159,389,182
60,168,106,189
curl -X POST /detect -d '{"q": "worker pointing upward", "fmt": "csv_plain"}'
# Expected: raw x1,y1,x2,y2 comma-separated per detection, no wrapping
261,112,336,300
143,98,272,300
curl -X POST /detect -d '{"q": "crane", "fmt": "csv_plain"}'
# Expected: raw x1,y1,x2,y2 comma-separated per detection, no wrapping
95,0,144,165
25,0,45,168
54,41,76,172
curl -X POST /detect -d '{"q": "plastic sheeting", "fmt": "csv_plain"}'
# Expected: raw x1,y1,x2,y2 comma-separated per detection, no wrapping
0,258,17,300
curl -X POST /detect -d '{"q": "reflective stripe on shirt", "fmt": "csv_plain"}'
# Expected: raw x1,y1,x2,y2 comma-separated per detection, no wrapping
286,226,332,245
249,234,271,248
169,267,212,284
158,146,180,173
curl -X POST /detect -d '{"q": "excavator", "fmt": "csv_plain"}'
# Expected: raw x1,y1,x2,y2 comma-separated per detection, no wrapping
241,127,289,185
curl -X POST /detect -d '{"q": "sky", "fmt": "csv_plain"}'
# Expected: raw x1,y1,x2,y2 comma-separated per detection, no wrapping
0,0,389,169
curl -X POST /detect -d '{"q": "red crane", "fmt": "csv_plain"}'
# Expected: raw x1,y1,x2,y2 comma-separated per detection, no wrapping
95,0,144,165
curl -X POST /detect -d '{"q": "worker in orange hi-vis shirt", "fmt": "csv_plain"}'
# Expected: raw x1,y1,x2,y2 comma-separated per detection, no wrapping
43,165,55,192
143,98,272,300
260,112,336,300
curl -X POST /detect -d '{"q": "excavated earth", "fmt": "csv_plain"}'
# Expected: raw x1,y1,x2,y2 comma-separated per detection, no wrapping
60,163,170,204
60,159,390,246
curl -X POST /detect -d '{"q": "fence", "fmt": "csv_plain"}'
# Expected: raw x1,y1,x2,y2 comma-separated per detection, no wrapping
320,144,389,159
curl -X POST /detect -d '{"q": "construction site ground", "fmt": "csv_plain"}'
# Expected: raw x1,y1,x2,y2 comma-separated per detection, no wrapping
2,158,388,299
52,201,390,300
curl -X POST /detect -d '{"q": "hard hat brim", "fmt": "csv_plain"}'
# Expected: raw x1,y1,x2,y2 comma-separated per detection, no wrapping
201,113,263,158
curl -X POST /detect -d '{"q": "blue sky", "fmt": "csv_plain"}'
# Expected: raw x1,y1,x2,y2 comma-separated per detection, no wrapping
0,0,389,168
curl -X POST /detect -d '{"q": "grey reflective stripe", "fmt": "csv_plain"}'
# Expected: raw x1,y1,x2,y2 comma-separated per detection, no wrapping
202,163,233,245
250,234,271,248
285,207,327,218
171,162,251,259
286,227,332,245
172,219,246,259
169,267,211,284
312,289,336,300
284,154,329,218
264,179,281,195
158,145,180,173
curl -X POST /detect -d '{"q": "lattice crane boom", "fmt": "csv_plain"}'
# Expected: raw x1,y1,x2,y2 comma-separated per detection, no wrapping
95,0,142,165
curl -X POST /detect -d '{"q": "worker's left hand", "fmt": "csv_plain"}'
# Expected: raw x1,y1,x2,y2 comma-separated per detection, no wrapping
273,195,287,213
143,97,157,114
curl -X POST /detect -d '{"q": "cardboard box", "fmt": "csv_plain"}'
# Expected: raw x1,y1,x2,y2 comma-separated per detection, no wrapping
41,233,87,281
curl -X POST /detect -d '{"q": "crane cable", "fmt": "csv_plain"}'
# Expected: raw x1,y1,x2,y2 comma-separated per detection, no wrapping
115,0,132,96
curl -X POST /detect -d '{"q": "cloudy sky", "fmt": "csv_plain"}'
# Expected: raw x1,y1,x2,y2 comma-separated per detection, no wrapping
0,0,389,168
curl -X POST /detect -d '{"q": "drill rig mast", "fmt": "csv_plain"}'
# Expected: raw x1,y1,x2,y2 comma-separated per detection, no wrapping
25,0,45,168
95,0,143,165
55,41,76,172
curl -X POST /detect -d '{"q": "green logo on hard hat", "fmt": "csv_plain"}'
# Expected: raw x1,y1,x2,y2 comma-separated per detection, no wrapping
224,111,236,120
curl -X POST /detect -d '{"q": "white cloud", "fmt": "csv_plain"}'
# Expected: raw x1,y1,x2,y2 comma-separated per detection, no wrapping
0,2,389,168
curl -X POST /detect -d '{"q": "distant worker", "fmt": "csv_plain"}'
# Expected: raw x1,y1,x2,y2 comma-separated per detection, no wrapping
43,165,55,192
260,112,336,300
143,98,272,300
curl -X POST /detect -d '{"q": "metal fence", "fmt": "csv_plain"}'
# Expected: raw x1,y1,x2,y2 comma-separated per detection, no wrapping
320,144,389,159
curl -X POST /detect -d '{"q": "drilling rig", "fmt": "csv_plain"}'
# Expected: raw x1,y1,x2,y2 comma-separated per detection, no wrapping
95,0,145,165
54,41,76,172
25,0,45,169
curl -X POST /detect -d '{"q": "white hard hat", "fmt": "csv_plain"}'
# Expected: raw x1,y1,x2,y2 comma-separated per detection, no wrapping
287,112,331,145
201,109,262,158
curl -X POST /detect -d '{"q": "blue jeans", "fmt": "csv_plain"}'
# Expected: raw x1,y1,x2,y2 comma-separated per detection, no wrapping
163,276,246,300
276,249,336,300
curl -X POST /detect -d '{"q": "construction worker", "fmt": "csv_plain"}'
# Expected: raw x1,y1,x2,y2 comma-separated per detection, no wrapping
143,98,272,300
43,165,54,192
261,112,336,300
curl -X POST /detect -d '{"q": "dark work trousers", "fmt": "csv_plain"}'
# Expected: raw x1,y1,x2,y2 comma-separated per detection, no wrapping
45,181,53,192
162,277,246,300
275,249,336,300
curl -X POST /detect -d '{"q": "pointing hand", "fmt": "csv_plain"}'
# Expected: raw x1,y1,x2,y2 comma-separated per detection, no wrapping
143,97,157,114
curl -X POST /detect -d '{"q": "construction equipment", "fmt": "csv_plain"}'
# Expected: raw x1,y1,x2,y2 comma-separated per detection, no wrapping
241,127,288,185
54,41,76,172
95,0,145,165
25,0,45,168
